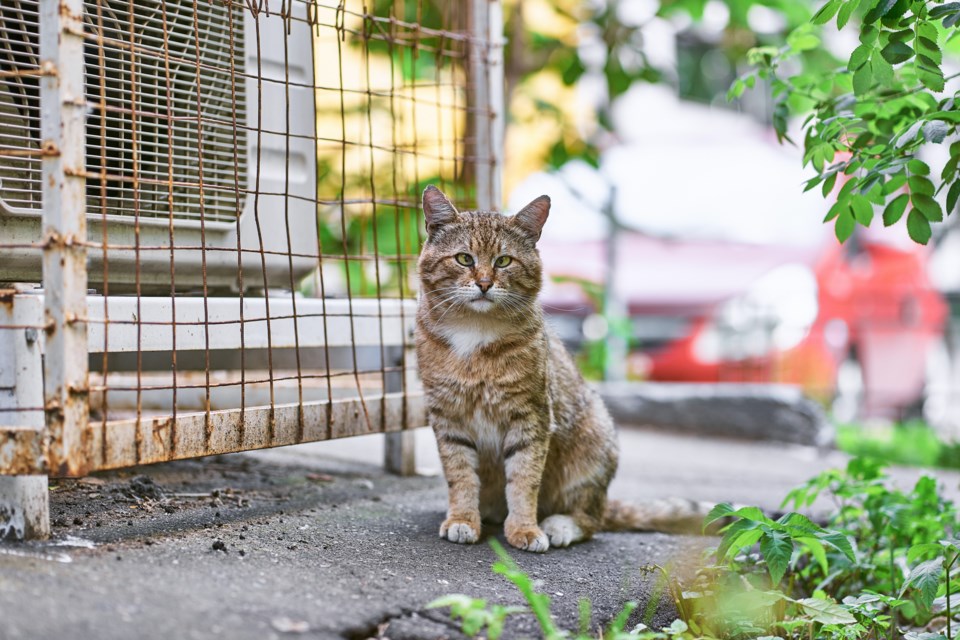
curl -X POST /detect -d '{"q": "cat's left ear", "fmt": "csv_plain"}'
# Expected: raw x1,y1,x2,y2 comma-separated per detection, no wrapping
422,185,459,236
512,195,550,242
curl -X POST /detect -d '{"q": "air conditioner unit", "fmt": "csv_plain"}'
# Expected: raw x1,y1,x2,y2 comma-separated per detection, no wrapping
0,0,318,293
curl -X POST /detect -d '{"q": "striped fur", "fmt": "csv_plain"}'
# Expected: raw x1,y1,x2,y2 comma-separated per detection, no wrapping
416,186,707,552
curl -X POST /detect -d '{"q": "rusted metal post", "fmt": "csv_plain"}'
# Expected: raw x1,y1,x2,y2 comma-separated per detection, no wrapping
40,0,89,476
0,292,50,540
469,0,504,212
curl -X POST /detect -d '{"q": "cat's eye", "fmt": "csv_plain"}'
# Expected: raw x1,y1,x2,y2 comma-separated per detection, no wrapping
455,253,474,267
494,255,512,268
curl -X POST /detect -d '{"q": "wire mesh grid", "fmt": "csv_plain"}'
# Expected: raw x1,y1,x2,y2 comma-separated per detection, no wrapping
0,0,503,476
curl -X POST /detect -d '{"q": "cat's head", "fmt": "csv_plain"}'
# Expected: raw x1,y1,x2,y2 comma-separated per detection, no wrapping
417,185,550,320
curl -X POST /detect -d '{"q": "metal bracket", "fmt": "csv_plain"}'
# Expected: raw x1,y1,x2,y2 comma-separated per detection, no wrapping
0,293,50,540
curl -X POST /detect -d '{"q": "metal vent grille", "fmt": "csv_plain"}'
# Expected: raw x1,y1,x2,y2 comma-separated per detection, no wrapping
0,0,246,224
0,0,41,212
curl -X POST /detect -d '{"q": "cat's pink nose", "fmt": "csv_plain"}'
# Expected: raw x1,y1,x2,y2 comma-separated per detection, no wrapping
476,279,492,293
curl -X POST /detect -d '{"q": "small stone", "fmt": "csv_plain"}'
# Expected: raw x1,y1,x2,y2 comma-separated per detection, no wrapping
212,540,227,553
270,617,309,634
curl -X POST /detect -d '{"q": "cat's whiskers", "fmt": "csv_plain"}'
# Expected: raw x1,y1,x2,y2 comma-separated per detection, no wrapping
420,285,461,296
434,296,468,325
426,287,467,306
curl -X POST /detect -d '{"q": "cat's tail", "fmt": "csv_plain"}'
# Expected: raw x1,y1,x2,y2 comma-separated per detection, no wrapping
602,498,718,535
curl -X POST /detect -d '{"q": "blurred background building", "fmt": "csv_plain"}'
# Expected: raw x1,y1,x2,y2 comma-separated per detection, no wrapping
498,0,960,434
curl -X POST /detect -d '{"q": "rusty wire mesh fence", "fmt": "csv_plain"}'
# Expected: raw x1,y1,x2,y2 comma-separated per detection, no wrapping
0,0,503,477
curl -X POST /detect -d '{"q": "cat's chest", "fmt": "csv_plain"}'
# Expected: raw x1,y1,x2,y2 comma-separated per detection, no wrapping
433,322,501,359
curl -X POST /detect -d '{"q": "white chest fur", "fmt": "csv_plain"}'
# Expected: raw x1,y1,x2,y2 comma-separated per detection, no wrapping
434,320,503,359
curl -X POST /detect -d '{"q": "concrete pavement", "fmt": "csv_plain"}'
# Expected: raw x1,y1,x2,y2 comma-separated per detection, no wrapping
1,426,956,640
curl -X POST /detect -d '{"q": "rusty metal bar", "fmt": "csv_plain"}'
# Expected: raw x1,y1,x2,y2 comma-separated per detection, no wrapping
40,0,90,477
74,392,423,476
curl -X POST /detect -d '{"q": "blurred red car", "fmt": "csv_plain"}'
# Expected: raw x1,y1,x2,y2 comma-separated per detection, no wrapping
538,228,948,422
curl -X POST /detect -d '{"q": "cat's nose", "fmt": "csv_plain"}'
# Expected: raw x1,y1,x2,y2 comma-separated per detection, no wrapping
476,278,492,293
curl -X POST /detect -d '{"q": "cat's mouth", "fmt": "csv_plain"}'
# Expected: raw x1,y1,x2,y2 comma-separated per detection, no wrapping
467,296,495,312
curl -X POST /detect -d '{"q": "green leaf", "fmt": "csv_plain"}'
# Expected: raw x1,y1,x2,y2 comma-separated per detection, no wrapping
717,518,762,559
732,506,770,523
796,536,830,574
913,193,943,222
909,176,935,197
918,61,946,92
760,530,793,585
884,193,910,226
908,543,946,564
819,531,857,562
849,44,872,71
789,31,822,53
864,0,898,22
884,172,907,194
804,175,824,193
871,54,894,85
908,159,931,176
930,2,960,19
918,37,943,65
835,208,856,243
822,172,839,197
947,180,960,214
797,598,857,625
851,195,874,225
853,62,874,95
880,40,913,64
825,200,846,222
704,502,735,528
839,0,861,29
900,557,945,610
907,208,933,244
778,512,823,534
812,0,843,25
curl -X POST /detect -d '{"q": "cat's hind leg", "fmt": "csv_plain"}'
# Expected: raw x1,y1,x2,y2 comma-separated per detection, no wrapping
538,479,608,548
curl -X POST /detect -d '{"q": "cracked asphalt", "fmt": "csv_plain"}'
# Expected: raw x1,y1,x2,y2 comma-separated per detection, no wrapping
2,426,957,640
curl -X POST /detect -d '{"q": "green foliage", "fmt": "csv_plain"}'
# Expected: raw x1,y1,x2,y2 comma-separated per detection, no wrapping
733,0,960,244
430,539,648,639
836,420,960,470
425,594,524,640
438,458,960,640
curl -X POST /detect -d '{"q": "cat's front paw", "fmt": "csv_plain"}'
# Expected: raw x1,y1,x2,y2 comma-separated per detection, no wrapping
504,522,549,553
439,516,481,544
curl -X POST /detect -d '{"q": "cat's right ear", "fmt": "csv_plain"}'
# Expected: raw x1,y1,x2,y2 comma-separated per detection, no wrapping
422,185,459,237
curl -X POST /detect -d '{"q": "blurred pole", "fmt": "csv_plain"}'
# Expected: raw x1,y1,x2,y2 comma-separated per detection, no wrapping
602,187,627,382
468,0,504,211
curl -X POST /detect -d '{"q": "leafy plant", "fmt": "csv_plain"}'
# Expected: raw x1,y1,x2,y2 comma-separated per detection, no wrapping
836,421,960,470
732,0,960,244
429,539,657,639
435,458,960,639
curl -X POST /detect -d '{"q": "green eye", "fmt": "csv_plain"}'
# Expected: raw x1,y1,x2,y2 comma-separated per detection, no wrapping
455,253,474,266
494,255,512,268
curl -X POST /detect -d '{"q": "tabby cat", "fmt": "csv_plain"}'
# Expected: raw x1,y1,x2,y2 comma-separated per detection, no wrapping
415,186,705,553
